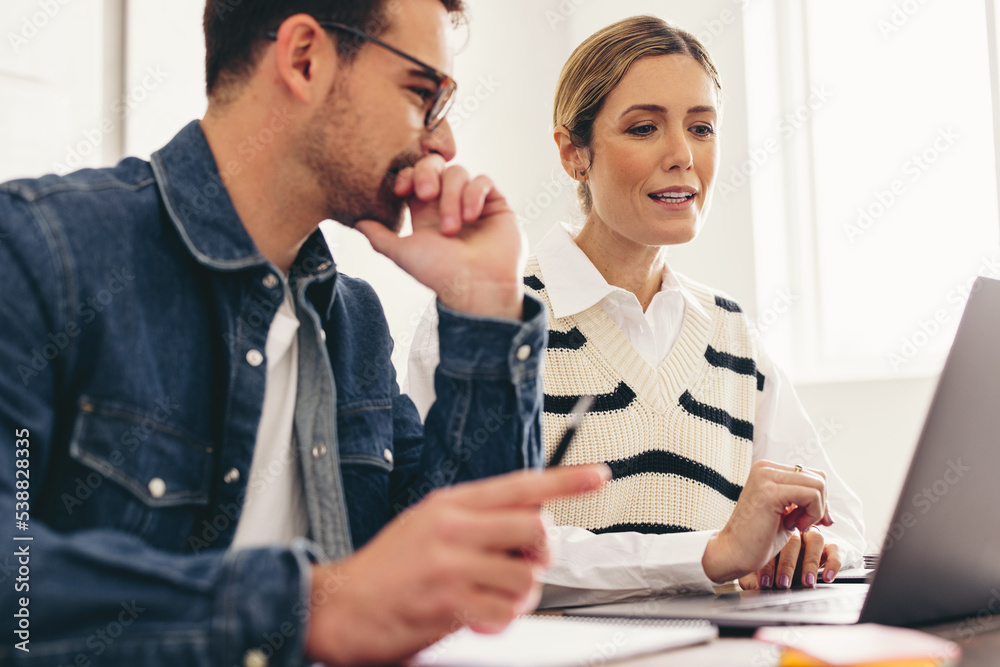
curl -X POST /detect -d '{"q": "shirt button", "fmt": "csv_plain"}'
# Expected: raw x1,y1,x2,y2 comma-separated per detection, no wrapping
383,448,394,464
320,330,327,342
223,468,240,484
243,649,268,667
148,477,166,499
262,273,279,289
516,344,532,361
246,349,264,367
312,443,328,459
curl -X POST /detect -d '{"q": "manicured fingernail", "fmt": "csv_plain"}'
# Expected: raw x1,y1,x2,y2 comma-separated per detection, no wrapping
778,574,790,589
805,572,816,587
760,575,771,589
824,510,835,524
824,569,836,582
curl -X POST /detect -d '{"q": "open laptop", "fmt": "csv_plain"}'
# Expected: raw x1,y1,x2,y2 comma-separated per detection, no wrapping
566,276,1000,628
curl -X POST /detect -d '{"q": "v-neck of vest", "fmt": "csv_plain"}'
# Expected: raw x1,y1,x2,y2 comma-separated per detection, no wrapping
569,278,715,414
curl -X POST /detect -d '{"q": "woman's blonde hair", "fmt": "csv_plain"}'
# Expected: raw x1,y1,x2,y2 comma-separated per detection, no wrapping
554,15,722,215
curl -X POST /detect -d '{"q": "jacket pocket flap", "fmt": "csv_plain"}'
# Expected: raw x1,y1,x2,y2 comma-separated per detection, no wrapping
69,399,214,507
337,399,394,471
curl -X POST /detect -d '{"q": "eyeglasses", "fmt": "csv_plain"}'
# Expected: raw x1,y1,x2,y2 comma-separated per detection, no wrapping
266,20,457,131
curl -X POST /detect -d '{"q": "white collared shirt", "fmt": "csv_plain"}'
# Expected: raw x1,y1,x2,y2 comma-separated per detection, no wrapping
535,222,710,369
405,223,866,607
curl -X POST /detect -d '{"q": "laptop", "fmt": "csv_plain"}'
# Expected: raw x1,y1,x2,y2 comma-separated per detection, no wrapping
566,276,1000,628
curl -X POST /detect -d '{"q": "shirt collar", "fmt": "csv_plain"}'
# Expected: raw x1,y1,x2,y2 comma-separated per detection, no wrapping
534,222,709,320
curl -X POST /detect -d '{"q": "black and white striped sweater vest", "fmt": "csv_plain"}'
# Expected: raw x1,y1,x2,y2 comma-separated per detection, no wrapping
526,259,763,535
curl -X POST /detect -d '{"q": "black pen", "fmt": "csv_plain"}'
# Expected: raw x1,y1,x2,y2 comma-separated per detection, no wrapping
546,395,595,467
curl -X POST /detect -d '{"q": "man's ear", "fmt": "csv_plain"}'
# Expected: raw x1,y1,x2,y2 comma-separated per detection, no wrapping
554,126,589,181
270,13,339,104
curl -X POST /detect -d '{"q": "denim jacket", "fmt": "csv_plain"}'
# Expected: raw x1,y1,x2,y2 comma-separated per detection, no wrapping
0,121,546,666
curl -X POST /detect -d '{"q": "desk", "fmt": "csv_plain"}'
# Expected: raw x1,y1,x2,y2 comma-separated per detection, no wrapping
590,616,1000,666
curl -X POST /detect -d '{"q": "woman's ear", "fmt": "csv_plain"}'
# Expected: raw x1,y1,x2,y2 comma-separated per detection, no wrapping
554,126,589,181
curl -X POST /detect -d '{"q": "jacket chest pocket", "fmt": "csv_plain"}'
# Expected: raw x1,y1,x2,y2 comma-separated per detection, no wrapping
337,400,395,471
61,398,215,550
337,400,394,548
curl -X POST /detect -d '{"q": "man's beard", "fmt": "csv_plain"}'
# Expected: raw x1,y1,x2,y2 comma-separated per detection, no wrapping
301,91,422,233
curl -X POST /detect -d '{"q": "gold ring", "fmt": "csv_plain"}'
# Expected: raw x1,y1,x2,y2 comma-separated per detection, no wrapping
793,464,803,473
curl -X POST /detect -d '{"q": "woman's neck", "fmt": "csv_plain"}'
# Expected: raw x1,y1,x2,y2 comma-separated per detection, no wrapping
573,217,667,313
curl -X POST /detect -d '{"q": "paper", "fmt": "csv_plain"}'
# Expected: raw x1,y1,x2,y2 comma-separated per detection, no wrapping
411,615,716,667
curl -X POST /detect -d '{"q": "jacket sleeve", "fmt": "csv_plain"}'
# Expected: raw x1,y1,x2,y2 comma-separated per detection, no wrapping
388,297,548,513
0,192,317,667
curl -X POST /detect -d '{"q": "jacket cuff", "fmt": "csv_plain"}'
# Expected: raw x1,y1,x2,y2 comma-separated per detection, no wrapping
213,539,323,667
435,294,546,382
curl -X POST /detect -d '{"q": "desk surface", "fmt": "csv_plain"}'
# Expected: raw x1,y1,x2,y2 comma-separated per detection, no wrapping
599,616,1000,666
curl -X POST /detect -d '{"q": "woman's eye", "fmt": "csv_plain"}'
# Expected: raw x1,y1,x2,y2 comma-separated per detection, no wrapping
691,124,716,137
628,124,656,136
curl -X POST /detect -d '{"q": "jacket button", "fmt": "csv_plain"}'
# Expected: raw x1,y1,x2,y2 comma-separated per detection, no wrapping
312,443,327,459
243,649,268,667
148,478,166,499
223,468,240,484
383,448,394,464
246,349,264,367
262,273,279,289
516,344,532,361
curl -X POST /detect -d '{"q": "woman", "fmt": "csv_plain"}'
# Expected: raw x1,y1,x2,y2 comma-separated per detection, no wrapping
407,15,865,607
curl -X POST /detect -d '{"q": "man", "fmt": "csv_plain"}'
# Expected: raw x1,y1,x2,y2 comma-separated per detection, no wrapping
0,1,609,665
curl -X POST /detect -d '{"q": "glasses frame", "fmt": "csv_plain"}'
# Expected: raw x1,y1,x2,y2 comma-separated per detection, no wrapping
266,20,457,131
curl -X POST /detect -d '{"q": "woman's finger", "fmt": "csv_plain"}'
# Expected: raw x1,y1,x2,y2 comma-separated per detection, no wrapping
820,543,842,583
775,531,801,589
800,529,825,587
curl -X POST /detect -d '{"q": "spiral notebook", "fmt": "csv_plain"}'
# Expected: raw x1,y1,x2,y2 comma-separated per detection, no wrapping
410,614,717,666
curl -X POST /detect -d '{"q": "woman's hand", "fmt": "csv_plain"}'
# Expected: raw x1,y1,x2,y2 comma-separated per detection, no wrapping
701,460,834,584
738,529,842,589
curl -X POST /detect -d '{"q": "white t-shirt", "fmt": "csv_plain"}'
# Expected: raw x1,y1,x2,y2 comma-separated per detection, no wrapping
231,290,309,549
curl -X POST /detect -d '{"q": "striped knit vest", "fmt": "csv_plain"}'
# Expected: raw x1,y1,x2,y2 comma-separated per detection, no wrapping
527,258,763,535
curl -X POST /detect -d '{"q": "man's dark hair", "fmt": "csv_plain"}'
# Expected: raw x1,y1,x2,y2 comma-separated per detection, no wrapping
204,0,466,99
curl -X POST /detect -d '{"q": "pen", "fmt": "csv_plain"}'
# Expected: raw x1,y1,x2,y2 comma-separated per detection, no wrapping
546,395,595,467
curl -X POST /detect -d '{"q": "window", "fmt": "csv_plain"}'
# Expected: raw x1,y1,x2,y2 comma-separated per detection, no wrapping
746,0,1000,381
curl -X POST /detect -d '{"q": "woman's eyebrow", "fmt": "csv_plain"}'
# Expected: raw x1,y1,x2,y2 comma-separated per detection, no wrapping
618,103,666,119
618,103,718,119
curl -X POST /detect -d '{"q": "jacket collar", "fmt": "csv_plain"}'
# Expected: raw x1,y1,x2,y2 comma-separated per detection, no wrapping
151,121,338,293
151,120,266,271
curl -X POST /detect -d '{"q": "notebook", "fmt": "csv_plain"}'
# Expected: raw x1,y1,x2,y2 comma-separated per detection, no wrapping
410,614,717,666
566,276,1000,629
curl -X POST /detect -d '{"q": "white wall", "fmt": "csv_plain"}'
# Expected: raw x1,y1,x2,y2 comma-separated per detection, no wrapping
0,0,945,551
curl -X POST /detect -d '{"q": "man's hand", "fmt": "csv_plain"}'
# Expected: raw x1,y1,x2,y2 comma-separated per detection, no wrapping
701,460,834,584
305,464,611,666
356,156,525,320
